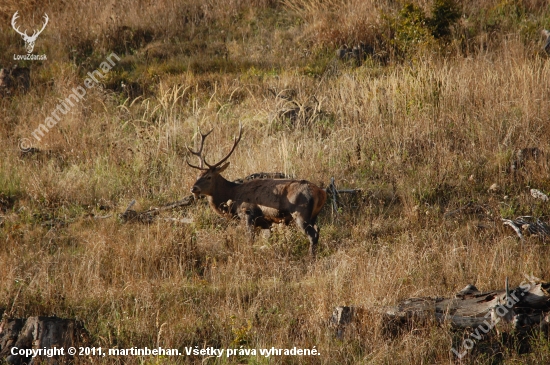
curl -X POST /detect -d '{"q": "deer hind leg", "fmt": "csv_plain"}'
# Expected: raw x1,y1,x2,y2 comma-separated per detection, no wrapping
294,216,319,258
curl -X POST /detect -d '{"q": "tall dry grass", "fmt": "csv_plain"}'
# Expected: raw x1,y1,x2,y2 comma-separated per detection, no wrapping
1,0,550,364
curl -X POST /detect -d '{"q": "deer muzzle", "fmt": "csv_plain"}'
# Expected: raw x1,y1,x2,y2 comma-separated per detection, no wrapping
191,185,201,196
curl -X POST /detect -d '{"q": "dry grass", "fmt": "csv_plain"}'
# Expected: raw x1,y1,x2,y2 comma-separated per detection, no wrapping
1,0,550,364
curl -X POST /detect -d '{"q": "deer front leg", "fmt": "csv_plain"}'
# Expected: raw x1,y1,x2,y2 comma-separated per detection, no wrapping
244,213,256,242
238,203,256,242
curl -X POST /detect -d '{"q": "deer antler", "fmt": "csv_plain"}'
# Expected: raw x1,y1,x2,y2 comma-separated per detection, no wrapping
186,124,243,170
11,12,28,38
30,13,49,40
186,127,213,170
204,124,243,168
11,12,48,41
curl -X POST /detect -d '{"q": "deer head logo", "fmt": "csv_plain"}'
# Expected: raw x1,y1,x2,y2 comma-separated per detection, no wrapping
11,11,49,54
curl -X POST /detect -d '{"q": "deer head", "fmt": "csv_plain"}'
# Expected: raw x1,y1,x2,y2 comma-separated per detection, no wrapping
187,124,242,197
12,11,49,54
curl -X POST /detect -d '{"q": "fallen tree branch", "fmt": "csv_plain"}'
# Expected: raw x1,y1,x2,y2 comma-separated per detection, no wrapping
118,196,195,223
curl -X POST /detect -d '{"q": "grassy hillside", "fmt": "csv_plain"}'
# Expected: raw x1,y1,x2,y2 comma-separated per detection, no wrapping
1,0,550,363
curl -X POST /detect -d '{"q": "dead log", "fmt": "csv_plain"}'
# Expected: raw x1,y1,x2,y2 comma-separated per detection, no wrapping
0,316,88,364
502,216,550,241
389,281,549,330
332,280,550,341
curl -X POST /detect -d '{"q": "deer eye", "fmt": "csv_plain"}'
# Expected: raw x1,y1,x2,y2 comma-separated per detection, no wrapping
206,176,212,180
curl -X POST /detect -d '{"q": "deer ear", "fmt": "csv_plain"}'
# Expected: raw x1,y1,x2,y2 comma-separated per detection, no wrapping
216,162,230,173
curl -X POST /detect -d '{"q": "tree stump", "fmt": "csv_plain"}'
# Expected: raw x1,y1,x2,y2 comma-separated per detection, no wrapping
0,316,88,364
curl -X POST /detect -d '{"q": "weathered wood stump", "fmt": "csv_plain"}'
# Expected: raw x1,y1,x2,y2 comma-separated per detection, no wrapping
0,316,88,364
0,319,25,357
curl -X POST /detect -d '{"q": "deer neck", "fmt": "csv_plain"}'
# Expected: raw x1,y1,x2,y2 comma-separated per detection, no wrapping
207,176,239,216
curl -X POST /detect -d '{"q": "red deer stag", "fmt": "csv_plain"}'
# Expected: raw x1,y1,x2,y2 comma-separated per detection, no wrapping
187,125,327,257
